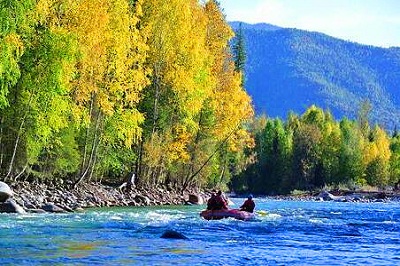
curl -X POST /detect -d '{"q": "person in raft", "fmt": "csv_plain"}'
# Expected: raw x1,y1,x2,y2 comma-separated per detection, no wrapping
207,190,228,210
206,191,217,210
240,194,255,213
215,190,228,210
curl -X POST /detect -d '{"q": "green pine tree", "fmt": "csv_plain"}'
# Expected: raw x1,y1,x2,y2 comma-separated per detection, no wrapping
232,23,246,84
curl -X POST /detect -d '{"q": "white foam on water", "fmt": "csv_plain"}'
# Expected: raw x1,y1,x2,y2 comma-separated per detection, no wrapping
382,220,397,224
0,223,15,229
309,218,324,224
110,215,123,220
266,213,282,220
144,210,186,225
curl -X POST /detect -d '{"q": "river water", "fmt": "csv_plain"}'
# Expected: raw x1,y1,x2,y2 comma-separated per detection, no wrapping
0,198,399,265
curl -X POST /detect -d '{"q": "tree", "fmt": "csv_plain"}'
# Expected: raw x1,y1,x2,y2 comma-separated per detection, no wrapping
139,0,213,187
389,134,400,186
259,119,292,194
303,107,341,186
357,99,372,137
0,0,255,192
0,0,35,109
363,126,391,186
0,0,36,178
1,0,80,180
232,22,246,85
292,123,322,190
67,0,148,185
338,118,364,186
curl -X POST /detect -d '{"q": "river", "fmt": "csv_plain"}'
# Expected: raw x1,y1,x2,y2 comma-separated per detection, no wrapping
0,198,399,265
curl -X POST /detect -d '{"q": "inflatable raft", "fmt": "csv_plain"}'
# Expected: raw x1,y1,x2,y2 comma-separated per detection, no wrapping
200,209,255,221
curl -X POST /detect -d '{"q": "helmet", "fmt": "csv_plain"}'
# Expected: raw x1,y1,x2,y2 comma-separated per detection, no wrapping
248,194,253,199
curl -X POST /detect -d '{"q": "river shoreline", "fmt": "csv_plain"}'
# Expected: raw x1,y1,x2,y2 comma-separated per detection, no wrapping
233,189,400,203
2,181,400,214
3,181,200,213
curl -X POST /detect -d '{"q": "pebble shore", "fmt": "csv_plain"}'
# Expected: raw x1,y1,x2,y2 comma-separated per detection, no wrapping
4,181,202,213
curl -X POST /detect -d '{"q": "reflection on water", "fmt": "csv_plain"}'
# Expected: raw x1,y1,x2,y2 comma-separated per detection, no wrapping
0,199,399,265
62,241,100,259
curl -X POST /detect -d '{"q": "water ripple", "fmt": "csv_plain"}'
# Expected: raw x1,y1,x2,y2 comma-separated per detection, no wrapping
0,200,399,265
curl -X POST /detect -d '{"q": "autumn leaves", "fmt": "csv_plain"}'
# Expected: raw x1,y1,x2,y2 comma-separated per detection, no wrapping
0,0,253,189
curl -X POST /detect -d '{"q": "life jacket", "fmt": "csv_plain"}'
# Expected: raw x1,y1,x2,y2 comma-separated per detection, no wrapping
207,195,217,210
214,195,228,210
241,199,255,212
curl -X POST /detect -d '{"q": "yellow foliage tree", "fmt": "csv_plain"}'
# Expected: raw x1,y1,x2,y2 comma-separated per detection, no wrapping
139,0,214,186
363,126,391,185
179,0,254,189
49,0,150,183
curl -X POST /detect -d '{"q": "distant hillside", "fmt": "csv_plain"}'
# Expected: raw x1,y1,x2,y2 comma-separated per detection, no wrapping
230,22,400,129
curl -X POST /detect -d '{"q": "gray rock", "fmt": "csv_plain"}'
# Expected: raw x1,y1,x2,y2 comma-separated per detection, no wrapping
62,205,74,212
0,181,13,202
161,230,188,240
188,194,203,205
317,190,344,201
135,195,151,205
28,208,46,213
41,203,66,213
128,201,137,206
0,199,26,214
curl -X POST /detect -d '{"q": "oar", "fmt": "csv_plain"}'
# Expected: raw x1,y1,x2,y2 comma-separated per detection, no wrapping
256,210,268,216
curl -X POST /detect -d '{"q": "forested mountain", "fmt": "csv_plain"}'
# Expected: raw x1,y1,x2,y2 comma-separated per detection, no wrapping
230,22,400,129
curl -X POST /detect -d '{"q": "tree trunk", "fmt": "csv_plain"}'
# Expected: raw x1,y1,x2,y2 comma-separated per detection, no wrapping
5,95,33,181
0,115,4,171
74,110,102,188
88,150,98,182
88,122,102,182
184,125,238,189
219,163,226,186
135,140,144,185
80,94,95,175
182,111,204,189
152,64,161,135
14,164,28,182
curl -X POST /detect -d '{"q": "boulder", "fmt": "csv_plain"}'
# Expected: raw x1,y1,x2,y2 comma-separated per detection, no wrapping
134,195,151,206
27,208,46,214
41,203,66,213
0,181,13,202
161,230,188,240
188,194,203,205
317,190,345,201
0,199,26,214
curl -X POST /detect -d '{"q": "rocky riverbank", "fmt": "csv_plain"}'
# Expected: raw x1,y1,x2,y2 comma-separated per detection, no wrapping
2,180,399,214
0,181,206,214
258,190,400,203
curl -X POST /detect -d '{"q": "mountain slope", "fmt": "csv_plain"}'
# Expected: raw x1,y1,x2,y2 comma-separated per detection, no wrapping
231,22,400,128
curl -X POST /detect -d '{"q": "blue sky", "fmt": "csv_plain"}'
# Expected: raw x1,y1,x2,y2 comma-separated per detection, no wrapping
218,0,400,48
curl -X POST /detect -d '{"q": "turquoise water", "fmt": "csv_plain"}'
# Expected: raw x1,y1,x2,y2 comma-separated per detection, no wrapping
0,198,399,265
